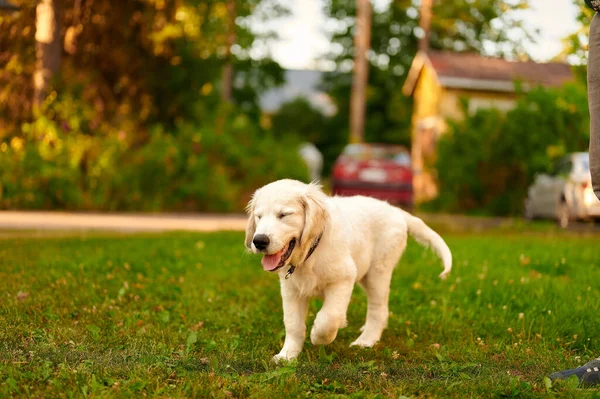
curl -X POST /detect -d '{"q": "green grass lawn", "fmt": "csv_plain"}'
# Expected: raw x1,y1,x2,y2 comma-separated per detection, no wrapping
1,228,600,398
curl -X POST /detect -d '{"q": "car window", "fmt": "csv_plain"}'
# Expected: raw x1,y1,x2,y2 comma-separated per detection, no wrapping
343,144,368,159
392,153,411,166
576,154,590,172
582,158,589,172
342,145,410,165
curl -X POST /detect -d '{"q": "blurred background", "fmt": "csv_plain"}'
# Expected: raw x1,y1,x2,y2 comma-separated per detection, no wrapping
0,0,596,223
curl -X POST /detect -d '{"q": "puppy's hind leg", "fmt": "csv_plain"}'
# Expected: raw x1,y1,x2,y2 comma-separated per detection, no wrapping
351,241,405,348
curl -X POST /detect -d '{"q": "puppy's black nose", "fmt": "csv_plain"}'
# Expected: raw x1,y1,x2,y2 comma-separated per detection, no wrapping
253,234,270,250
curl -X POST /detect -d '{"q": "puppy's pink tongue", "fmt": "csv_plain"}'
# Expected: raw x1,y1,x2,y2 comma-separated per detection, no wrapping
261,249,283,271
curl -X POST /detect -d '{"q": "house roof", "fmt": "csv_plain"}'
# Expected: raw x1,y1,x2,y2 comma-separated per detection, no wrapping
402,50,574,96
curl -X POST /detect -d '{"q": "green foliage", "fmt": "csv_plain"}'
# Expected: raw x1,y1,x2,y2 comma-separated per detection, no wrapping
0,100,308,211
560,0,596,65
321,0,537,156
433,82,590,215
0,0,285,132
1,228,600,397
0,0,295,211
271,98,345,175
271,98,326,143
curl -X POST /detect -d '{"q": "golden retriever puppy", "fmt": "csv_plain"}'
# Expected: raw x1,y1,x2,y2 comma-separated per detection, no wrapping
245,179,451,362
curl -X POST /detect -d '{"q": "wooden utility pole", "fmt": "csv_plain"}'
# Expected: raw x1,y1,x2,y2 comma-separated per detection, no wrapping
33,0,62,108
418,0,432,52
349,0,372,143
221,0,236,103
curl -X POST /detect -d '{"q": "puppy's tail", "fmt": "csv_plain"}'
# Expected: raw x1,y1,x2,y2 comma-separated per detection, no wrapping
403,212,452,279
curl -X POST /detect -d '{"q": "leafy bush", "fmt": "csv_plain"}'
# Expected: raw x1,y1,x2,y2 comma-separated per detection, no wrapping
271,97,347,176
0,102,308,212
432,83,590,216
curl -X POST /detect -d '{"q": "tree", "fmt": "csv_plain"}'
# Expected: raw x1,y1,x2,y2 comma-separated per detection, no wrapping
559,0,595,65
0,0,287,136
220,0,236,103
322,0,536,151
418,0,431,52
349,0,371,143
33,0,62,108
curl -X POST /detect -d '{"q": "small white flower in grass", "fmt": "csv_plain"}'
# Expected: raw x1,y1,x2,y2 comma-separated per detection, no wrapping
392,351,400,360
547,310,551,315
518,313,524,320
502,305,507,310
476,289,482,296
507,328,513,333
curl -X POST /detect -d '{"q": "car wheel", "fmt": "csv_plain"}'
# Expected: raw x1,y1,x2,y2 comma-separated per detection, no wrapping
557,200,570,229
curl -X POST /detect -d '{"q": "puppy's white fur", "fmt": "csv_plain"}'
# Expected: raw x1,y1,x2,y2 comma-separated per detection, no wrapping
245,179,452,362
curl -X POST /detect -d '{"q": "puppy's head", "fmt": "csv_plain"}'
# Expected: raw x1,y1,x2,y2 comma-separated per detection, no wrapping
245,179,328,273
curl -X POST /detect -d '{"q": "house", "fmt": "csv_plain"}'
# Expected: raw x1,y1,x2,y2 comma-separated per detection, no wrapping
402,50,574,202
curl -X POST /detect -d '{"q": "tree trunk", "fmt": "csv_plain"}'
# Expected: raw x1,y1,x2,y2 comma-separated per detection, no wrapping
33,0,62,108
349,0,371,143
418,0,432,52
221,0,236,103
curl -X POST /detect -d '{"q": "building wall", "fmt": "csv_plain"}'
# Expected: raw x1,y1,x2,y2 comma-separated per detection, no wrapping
439,89,516,121
411,67,519,203
411,65,443,203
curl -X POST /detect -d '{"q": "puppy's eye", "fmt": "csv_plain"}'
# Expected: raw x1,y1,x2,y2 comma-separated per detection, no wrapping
278,212,290,219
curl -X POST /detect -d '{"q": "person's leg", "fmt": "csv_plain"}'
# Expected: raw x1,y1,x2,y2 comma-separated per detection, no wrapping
549,16,600,387
589,13,600,199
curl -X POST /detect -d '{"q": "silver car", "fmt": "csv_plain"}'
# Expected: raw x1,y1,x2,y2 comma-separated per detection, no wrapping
524,152,600,227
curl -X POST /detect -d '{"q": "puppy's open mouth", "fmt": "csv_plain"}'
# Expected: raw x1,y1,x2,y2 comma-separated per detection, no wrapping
261,238,296,272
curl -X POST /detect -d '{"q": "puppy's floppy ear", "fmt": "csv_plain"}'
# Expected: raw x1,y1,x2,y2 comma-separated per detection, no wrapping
299,182,329,261
244,196,257,249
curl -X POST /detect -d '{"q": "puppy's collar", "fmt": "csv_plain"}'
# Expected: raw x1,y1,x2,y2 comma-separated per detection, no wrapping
285,232,323,280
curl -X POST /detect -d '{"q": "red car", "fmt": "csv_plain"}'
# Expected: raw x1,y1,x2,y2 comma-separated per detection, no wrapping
331,143,413,208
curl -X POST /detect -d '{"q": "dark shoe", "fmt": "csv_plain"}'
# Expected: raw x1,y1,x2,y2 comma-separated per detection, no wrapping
549,358,600,387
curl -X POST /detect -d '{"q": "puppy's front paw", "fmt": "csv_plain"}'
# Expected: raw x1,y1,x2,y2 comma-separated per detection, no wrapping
272,351,298,364
310,323,338,346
